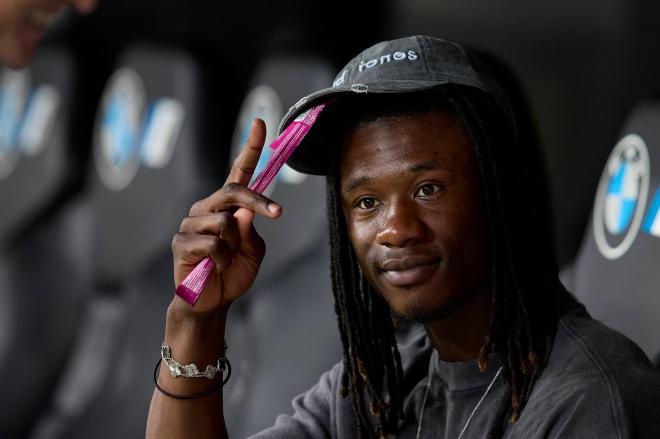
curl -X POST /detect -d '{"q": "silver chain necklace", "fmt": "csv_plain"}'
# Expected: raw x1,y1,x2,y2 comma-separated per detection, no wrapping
415,354,503,439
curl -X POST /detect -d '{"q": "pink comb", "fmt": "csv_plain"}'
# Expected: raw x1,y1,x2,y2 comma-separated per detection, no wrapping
175,102,328,306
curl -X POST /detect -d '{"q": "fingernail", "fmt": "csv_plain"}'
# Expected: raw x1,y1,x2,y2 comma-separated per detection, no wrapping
267,203,280,214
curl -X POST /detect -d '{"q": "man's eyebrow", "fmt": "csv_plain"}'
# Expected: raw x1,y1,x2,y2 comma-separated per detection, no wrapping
344,176,369,194
408,160,446,173
343,160,447,194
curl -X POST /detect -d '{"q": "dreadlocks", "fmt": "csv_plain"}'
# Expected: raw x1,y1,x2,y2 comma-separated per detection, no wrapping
324,86,570,438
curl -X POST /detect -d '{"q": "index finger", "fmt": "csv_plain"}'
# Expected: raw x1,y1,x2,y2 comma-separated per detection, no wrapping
225,118,267,186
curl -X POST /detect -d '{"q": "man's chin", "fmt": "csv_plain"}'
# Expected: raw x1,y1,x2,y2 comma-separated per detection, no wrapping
391,296,462,325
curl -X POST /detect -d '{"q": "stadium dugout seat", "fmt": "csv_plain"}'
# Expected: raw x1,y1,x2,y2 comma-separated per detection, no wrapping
572,99,660,367
222,53,342,438
0,47,81,244
0,48,95,439
45,51,342,439
29,45,230,439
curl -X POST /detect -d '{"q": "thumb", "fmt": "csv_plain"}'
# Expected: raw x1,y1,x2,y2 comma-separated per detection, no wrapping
233,207,263,255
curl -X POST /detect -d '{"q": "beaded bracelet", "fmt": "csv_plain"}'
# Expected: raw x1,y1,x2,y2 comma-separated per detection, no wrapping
153,342,232,400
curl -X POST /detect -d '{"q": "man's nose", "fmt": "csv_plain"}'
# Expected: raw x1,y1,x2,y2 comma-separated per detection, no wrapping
69,0,99,14
375,200,427,248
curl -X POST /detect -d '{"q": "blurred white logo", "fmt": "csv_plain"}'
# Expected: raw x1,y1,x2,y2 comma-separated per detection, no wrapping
20,85,60,156
231,85,306,195
0,69,59,180
94,67,186,191
94,68,146,191
140,98,185,168
593,134,650,259
0,70,30,180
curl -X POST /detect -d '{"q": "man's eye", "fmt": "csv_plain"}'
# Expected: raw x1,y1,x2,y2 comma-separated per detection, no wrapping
416,183,441,197
357,197,379,209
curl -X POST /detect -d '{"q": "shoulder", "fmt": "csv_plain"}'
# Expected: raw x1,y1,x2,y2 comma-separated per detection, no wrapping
249,362,345,439
514,309,660,439
553,309,659,398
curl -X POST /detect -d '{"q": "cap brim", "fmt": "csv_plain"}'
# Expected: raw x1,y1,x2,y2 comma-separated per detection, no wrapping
282,78,515,176
281,81,452,176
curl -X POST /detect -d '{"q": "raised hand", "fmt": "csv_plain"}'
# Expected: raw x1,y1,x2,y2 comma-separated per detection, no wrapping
170,118,282,315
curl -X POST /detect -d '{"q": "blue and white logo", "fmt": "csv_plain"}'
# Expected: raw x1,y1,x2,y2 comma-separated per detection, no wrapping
94,68,146,191
593,134,650,259
0,70,30,180
140,98,185,168
94,67,186,191
230,85,306,195
19,84,60,157
0,68,62,181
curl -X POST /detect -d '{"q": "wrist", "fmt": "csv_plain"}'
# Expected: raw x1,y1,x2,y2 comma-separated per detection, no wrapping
165,302,228,364
167,296,230,329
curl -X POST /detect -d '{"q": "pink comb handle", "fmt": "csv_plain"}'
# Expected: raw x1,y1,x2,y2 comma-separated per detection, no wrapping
175,102,328,306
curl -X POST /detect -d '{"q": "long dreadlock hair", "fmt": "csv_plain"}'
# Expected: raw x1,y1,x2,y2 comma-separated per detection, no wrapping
323,85,574,438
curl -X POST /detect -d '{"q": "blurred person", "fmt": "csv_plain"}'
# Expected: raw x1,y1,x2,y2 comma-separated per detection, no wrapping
0,0,97,67
147,36,660,438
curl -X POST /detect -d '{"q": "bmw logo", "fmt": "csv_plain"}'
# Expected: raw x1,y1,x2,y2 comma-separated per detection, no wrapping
593,134,650,259
230,84,306,195
94,68,146,191
0,69,30,180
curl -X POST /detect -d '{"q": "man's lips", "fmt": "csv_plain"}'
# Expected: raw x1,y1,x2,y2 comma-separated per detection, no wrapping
379,255,442,287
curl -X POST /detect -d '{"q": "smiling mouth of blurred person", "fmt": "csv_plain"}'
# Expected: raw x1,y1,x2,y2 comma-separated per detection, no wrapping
27,7,64,30
20,4,66,49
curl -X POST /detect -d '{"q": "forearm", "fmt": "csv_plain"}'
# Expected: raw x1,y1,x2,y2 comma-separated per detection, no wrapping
148,120,277,438
146,303,229,439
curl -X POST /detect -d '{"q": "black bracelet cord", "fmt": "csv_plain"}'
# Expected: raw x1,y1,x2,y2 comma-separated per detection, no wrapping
153,357,232,400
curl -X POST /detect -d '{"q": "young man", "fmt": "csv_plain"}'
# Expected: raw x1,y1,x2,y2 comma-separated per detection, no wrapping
147,36,660,438
0,0,97,68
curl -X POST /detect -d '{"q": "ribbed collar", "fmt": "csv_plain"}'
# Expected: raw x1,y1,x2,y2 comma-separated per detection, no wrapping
430,348,504,392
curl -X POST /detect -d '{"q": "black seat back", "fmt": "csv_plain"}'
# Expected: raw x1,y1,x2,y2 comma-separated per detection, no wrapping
0,48,94,439
573,100,660,364
32,45,235,439
0,48,78,244
222,53,342,437
89,46,218,284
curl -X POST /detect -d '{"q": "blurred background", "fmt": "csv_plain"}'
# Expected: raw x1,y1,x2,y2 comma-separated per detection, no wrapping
1,0,660,437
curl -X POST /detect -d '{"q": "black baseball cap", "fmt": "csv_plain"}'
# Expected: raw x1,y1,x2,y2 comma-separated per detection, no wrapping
279,35,516,176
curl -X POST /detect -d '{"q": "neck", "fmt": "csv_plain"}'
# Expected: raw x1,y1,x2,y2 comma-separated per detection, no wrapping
424,287,492,362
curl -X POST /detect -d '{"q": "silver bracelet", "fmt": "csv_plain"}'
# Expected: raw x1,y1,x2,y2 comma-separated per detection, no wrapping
160,341,227,380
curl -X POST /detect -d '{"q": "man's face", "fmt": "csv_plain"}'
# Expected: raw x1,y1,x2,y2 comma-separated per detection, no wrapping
0,0,98,68
339,109,491,322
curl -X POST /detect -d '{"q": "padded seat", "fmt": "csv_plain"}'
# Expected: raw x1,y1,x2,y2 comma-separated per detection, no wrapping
573,100,660,365
0,47,78,244
29,45,230,439
53,52,342,439
221,53,341,437
0,48,94,439
0,47,91,438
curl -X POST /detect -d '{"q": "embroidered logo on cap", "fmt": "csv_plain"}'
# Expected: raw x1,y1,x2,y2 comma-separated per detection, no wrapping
331,50,419,88
357,50,418,73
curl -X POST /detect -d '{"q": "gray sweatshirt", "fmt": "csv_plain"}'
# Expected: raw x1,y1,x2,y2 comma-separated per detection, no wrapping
250,309,660,438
